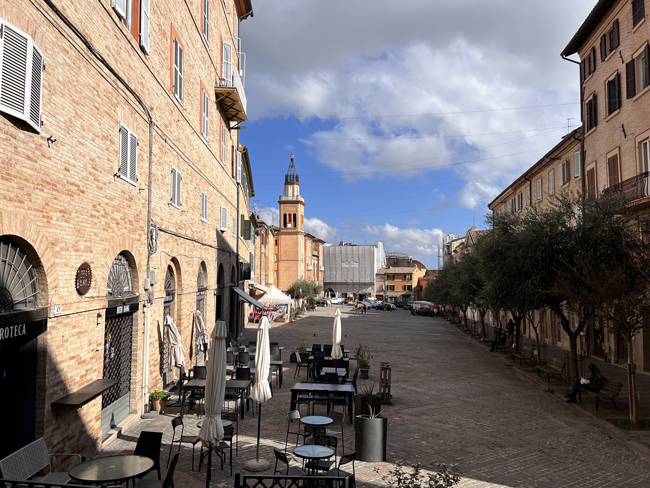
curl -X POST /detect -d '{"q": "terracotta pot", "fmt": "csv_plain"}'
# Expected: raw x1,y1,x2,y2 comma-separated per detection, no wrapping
151,398,167,413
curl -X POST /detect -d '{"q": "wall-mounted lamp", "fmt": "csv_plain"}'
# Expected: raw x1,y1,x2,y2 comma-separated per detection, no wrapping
96,312,102,327
47,136,57,148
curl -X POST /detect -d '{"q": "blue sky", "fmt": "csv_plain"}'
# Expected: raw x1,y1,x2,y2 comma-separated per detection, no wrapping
239,1,595,269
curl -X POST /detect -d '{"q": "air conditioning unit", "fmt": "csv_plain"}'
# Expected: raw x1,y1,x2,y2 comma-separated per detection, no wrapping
148,269,159,285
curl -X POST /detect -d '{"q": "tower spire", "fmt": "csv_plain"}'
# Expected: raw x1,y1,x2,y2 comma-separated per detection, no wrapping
285,154,299,184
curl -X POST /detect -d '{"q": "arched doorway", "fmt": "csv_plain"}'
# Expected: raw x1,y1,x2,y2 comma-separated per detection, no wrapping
102,252,138,434
161,264,176,387
0,237,48,458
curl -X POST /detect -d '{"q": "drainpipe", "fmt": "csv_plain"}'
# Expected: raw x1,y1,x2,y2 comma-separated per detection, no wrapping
562,54,585,195
142,122,154,414
236,178,241,338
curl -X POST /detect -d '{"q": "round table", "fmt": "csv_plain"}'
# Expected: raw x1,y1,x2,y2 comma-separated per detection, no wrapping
293,445,334,475
69,455,154,484
197,419,233,429
301,416,333,426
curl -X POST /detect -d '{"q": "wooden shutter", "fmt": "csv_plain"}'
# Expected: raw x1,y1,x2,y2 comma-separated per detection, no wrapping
608,155,619,187
203,0,209,43
586,99,592,130
171,169,177,205
222,43,232,85
587,168,596,196
220,206,228,231
176,170,181,206
202,90,209,138
221,125,226,163
600,34,607,61
140,0,150,54
237,151,242,183
119,125,129,179
633,0,645,27
201,193,207,221
111,0,127,19
615,73,620,111
612,19,620,50
129,131,137,182
0,20,43,133
574,151,581,177
627,59,636,99
580,59,586,84
592,94,597,127
645,44,650,89
590,47,596,74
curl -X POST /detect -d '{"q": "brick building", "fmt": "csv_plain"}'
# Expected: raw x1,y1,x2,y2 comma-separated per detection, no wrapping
560,0,650,368
0,0,256,460
376,266,427,303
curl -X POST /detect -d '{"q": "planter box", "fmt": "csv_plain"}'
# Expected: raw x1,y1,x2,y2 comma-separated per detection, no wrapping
355,415,387,462
354,394,382,422
276,318,286,323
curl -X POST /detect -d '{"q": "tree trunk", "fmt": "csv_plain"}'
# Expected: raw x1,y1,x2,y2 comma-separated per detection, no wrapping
569,333,579,382
480,311,486,338
626,335,638,423
514,315,522,354
462,308,468,329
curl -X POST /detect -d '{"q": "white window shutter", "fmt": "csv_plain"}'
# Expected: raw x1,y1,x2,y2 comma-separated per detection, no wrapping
140,0,150,54
222,43,232,85
574,151,581,177
119,125,129,179
232,216,236,237
220,206,228,231
202,90,209,139
176,170,181,206
111,0,128,19
129,131,137,183
0,19,43,133
221,125,226,163
236,152,242,183
203,0,209,43
170,169,176,204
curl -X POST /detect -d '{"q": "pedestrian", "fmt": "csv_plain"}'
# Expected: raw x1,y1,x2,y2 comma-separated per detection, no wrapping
507,319,515,341
490,331,508,352
567,363,603,403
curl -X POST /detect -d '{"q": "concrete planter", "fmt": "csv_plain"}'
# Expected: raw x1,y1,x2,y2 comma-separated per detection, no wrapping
355,415,388,462
354,394,382,422
151,398,167,414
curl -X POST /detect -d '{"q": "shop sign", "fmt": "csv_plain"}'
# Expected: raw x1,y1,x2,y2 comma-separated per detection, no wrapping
0,318,47,341
164,290,175,303
196,291,205,300
75,262,92,295
341,261,359,268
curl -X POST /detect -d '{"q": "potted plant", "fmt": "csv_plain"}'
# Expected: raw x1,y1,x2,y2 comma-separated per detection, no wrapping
291,344,307,363
354,343,372,379
149,390,170,413
354,382,382,423
355,405,388,462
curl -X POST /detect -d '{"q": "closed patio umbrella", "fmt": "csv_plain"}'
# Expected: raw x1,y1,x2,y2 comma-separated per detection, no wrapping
332,307,343,360
164,314,186,368
244,316,272,471
194,310,209,365
199,320,228,488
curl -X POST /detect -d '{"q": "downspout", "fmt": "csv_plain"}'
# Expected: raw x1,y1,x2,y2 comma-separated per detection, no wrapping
142,122,154,414
236,179,241,338
562,54,585,195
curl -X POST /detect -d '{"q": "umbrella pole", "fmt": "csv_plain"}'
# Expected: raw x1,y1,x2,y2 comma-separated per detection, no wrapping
256,403,262,461
206,447,212,488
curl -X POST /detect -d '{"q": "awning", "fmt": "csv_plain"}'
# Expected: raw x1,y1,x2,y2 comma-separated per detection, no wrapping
232,286,265,309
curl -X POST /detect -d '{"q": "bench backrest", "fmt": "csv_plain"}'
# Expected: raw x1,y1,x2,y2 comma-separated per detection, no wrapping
602,378,623,396
521,346,532,357
235,474,350,487
0,438,50,480
548,357,564,371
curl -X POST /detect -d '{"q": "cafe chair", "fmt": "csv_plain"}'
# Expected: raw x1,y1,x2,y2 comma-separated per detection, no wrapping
323,344,333,357
293,352,309,378
136,452,178,488
311,344,322,353
133,431,162,480
322,451,356,485
345,367,359,394
226,350,236,377
270,344,280,356
237,351,250,369
235,367,253,416
285,410,310,451
221,412,239,456
192,366,207,380
305,435,337,473
273,448,306,476
198,425,234,476
324,372,339,384
167,416,199,471
326,411,345,455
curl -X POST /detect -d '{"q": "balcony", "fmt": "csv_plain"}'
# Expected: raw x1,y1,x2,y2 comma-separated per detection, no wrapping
215,64,247,123
312,250,319,256
306,265,313,271
604,172,650,207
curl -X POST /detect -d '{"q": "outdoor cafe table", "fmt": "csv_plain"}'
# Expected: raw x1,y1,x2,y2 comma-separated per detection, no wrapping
301,415,333,439
293,445,334,475
290,382,354,423
250,360,284,387
69,455,153,485
184,378,251,420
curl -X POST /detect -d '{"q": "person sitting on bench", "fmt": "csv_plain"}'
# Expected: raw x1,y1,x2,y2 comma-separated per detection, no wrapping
567,363,603,403
490,331,508,351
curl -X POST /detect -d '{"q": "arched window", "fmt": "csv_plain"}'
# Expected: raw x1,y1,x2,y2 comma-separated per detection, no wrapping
107,253,133,297
0,240,37,312
293,214,297,228
283,213,287,228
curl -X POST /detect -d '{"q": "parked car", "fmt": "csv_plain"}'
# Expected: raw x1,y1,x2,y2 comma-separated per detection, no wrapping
395,301,405,308
316,299,328,307
377,302,395,311
362,300,376,309
330,297,344,304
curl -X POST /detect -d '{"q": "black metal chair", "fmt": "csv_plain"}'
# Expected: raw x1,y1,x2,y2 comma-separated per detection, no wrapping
322,451,356,483
270,344,280,356
235,367,253,415
237,351,250,369
305,435,337,473
311,344,322,353
136,452,178,488
345,367,359,394
324,372,339,384
192,366,207,379
285,410,310,451
323,344,333,356
221,411,239,456
133,431,162,480
167,416,200,470
326,411,345,454
294,352,309,378
198,425,234,476
273,448,306,476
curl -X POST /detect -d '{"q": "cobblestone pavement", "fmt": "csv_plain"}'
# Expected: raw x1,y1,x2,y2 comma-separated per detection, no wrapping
102,307,650,487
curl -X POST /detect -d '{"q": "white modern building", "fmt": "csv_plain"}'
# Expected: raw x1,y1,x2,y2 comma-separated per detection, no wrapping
323,242,386,300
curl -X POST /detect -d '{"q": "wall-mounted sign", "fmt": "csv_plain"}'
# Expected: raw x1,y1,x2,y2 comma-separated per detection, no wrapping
341,261,359,268
75,262,92,295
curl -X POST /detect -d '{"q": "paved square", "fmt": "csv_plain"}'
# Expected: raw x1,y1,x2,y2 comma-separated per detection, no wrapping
104,307,650,487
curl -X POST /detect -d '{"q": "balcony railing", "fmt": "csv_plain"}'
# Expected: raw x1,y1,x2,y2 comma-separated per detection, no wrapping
215,63,247,122
604,172,650,203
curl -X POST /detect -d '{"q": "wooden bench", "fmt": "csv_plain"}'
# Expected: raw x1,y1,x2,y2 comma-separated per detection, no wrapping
578,378,623,411
234,473,352,487
512,346,534,365
494,339,511,354
0,438,82,484
536,357,564,382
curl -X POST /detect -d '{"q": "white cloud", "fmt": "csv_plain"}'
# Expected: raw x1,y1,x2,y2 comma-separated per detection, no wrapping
305,218,337,242
362,223,444,267
456,181,505,210
256,207,279,227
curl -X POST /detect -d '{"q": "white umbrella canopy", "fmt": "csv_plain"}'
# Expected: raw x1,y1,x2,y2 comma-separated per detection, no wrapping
250,316,272,403
164,314,186,368
199,320,228,447
332,307,343,360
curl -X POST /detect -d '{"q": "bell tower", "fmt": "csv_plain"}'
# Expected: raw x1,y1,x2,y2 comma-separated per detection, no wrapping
277,154,306,290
